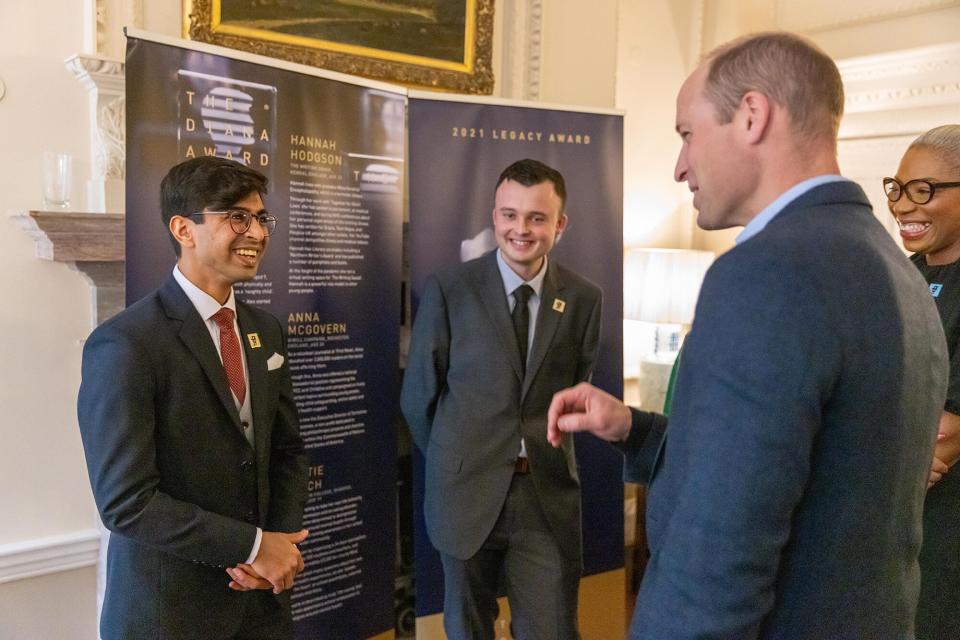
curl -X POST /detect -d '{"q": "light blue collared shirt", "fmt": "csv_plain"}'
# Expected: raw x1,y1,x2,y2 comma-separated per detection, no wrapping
496,249,547,358
496,249,548,458
736,175,848,245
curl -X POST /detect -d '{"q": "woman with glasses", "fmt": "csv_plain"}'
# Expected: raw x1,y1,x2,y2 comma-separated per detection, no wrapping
887,124,960,640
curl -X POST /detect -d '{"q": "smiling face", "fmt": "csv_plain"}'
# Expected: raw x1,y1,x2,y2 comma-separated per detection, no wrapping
176,190,269,302
673,64,753,231
889,146,960,265
492,179,567,280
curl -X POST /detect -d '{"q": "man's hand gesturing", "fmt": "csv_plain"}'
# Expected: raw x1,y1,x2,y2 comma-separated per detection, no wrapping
547,382,632,447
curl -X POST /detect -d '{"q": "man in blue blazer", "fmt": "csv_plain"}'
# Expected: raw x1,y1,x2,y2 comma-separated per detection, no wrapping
402,159,602,639
78,157,308,639
549,32,948,639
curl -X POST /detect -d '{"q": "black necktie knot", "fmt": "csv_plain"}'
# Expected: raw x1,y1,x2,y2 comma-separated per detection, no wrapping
513,284,533,305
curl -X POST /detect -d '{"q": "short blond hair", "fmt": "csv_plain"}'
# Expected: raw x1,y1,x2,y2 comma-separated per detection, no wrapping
908,125,960,174
704,32,844,144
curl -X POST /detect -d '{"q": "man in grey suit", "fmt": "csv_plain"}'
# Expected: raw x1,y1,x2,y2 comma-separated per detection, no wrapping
549,32,948,639
402,159,602,639
78,157,308,639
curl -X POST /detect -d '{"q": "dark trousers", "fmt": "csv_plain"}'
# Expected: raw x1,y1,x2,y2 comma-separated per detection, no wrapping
440,473,581,640
232,590,291,640
917,473,960,640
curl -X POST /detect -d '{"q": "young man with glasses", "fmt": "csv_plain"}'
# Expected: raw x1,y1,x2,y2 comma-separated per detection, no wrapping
78,156,308,640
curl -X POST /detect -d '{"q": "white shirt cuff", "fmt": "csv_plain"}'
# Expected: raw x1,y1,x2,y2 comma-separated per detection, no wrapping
245,527,263,564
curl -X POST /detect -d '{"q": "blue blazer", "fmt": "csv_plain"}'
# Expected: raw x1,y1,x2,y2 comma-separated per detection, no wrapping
623,181,947,639
77,274,308,639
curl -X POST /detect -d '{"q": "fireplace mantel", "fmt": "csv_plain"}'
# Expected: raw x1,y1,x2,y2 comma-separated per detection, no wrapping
14,211,124,325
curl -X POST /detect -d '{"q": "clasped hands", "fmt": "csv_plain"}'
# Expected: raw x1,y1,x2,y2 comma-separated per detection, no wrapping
226,529,308,594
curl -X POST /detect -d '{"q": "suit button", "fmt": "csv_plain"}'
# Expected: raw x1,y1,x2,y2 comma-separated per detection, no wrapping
239,459,254,471
244,511,256,523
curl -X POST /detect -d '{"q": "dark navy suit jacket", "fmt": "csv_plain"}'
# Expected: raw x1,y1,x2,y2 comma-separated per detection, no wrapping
623,181,947,639
77,274,308,640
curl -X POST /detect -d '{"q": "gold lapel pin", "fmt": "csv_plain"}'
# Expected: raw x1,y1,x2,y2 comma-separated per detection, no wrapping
247,333,262,348
552,298,566,313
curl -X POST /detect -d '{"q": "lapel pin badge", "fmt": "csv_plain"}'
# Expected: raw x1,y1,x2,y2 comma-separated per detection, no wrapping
247,333,262,349
552,298,566,313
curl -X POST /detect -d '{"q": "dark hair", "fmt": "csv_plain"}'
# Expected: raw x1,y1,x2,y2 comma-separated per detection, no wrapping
160,157,268,255
495,159,567,212
704,32,844,145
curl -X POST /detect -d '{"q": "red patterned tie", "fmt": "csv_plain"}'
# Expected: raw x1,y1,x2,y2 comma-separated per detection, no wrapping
211,307,246,406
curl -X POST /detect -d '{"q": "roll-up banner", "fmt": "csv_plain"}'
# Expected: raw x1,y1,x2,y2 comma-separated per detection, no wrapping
125,30,403,640
407,92,625,634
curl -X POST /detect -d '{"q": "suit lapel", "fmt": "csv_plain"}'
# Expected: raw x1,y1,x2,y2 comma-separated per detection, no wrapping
236,303,271,456
523,262,564,398
159,276,242,431
470,252,524,381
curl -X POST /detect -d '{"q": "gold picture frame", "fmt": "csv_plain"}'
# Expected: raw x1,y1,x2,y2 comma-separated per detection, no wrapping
184,0,494,94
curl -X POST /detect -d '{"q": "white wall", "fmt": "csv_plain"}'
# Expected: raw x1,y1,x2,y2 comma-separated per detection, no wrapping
0,0,100,636
0,567,97,638
616,0,698,249
0,1,179,636
538,0,619,107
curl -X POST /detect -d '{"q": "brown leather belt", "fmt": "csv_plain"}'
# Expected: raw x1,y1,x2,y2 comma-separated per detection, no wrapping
514,457,531,474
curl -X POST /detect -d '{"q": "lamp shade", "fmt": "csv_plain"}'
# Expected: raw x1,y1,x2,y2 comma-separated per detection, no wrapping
624,248,714,324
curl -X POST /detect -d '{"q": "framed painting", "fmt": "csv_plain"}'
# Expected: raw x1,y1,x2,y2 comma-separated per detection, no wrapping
184,0,494,93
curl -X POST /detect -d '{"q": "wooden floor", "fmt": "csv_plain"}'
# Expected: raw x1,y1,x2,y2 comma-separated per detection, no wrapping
414,568,628,640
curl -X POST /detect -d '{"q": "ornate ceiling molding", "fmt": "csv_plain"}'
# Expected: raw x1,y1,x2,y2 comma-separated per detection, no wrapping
774,0,960,34
837,42,960,139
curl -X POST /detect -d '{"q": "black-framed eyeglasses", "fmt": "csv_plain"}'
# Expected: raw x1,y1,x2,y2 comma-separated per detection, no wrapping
883,177,960,205
187,209,278,236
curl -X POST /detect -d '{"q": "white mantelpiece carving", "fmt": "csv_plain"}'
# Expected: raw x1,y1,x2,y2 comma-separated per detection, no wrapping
499,0,543,100
96,0,144,59
66,53,126,214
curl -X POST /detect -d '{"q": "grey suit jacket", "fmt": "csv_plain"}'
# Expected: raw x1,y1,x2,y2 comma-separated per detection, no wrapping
77,274,308,640
401,251,602,561
623,181,948,639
